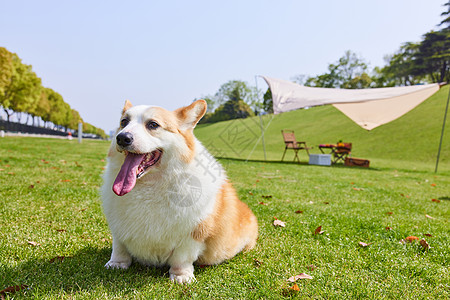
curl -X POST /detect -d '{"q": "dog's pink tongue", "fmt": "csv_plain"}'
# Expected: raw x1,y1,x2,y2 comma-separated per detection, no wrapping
113,153,145,196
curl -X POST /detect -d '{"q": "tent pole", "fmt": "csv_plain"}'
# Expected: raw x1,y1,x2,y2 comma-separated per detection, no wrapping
435,85,450,173
255,75,267,161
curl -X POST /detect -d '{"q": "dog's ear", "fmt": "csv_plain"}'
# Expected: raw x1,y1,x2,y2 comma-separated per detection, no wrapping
122,100,133,115
175,100,207,131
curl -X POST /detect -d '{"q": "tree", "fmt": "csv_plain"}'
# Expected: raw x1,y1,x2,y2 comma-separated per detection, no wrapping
1,52,42,122
0,47,14,99
262,88,273,113
413,29,450,83
377,42,423,86
302,51,373,89
213,80,260,111
439,0,450,28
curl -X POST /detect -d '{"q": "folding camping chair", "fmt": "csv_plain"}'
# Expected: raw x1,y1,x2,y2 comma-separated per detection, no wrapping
281,130,311,163
332,142,352,164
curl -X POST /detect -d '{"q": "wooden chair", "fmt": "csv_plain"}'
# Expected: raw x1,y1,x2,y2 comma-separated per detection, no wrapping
281,130,311,163
332,142,352,164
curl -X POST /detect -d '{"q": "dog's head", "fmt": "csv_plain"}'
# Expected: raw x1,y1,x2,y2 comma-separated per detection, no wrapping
111,100,207,196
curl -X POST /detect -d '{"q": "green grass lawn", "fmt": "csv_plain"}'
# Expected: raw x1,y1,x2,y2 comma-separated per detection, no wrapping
0,137,449,299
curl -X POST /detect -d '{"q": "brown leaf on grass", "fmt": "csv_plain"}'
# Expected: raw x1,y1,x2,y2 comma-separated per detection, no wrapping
314,226,324,235
259,202,268,205
419,239,430,250
405,236,419,242
28,185,34,189
248,191,253,196
295,210,304,214
352,187,363,191
0,285,28,298
287,273,313,282
27,241,40,247
7,172,15,175
49,256,66,263
424,233,433,237
253,259,262,267
323,202,329,205
61,179,71,182
290,283,300,291
431,183,436,187
262,195,272,199
56,229,66,232
358,242,372,247
273,219,286,227
386,212,393,215
425,214,435,219
431,199,441,203
307,264,317,271
385,226,392,230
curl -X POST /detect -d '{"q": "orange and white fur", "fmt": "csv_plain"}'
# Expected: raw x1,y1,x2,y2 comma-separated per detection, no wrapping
101,100,258,283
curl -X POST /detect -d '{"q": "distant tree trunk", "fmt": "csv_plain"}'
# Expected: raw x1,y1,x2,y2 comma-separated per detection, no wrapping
3,109,12,122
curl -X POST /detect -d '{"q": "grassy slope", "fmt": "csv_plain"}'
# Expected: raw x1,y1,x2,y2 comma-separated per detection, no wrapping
195,85,450,173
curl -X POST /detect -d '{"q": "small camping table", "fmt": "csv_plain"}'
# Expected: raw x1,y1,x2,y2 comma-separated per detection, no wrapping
319,144,337,154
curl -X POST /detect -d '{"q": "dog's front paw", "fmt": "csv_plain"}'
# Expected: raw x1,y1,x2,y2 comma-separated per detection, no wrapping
105,260,131,270
170,272,196,284
169,265,196,284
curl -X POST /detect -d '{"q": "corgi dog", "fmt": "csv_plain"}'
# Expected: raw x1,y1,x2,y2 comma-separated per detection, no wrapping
101,100,258,283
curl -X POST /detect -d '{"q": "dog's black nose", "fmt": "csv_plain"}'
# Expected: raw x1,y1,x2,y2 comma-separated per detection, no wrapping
116,132,134,147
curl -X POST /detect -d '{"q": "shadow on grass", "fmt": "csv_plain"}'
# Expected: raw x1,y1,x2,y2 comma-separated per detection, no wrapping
216,156,381,171
1,245,213,297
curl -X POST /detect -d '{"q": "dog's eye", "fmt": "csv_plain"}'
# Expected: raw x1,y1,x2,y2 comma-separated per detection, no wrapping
146,121,160,130
120,118,129,128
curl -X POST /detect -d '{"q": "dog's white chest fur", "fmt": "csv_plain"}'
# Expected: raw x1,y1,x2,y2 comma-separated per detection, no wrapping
102,141,225,265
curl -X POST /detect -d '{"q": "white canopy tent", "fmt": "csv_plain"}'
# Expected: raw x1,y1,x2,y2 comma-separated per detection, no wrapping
262,76,440,130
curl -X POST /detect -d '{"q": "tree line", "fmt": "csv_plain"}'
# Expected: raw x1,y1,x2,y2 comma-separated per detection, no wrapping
201,2,450,119
0,47,106,138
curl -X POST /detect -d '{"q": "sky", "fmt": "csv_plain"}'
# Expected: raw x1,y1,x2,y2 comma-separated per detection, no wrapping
0,0,446,133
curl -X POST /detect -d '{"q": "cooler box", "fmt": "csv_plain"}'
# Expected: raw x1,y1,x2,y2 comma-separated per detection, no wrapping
309,154,331,166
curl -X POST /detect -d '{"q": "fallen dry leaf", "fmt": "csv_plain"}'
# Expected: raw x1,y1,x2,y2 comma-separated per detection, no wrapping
431,183,436,187
61,179,71,182
49,256,66,263
314,226,325,235
425,214,435,219
307,264,317,271
352,187,363,191
424,233,433,237
253,259,262,267
431,199,440,203
287,273,313,282
295,210,304,214
261,195,272,199
323,202,329,205
386,212,393,215
420,239,430,250
290,283,300,291
27,241,40,247
273,219,286,227
405,236,419,242
385,226,392,230
56,229,66,232
358,242,372,247
0,285,28,298
28,185,34,189
248,191,253,196
259,202,268,205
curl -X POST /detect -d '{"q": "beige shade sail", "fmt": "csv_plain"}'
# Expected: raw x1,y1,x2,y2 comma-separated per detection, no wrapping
262,76,440,130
